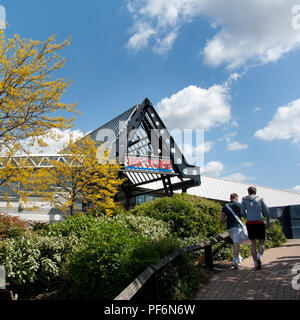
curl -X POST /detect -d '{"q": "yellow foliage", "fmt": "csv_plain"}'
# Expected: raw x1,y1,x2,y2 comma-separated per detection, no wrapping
0,30,78,194
0,146,34,204
25,136,125,216
0,30,77,151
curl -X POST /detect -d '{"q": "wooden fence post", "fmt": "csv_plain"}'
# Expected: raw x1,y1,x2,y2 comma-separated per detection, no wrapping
204,245,213,269
114,232,235,300
152,269,159,300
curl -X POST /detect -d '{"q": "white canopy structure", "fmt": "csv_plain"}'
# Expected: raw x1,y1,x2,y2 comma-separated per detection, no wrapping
141,176,300,208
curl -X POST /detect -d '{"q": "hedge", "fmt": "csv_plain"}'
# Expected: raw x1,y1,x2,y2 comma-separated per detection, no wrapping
130,194,224,239
0,194,288,300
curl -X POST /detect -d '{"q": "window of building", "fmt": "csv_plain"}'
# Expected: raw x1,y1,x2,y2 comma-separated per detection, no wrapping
135,194,161,205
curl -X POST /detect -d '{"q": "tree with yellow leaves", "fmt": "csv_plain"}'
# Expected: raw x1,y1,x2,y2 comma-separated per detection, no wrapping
26,136,125,216
0,148,33,195
0,30,77,194
0,31,77,148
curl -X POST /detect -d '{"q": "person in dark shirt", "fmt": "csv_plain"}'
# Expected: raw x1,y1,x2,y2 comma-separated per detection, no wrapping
220,193,243,269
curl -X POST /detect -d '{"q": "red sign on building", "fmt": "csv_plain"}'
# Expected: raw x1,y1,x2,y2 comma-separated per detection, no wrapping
125,155,173,173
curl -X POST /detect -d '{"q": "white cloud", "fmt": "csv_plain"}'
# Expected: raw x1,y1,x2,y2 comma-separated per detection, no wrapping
226,138,248,151
254,98,300,144
127,23,156,52
23,129,85,154
201,160,224,177
211,22,217,29
223,72,243,87
183,141,213,156
182,140,213,167
153,30,178,54
204,141,213,153
201,141,213,153
127,0,300,68
242,162,254,168
156,84,231,130
253,107,262,112
219,132,237,140
292,185,300,193
201,161,255,182
126,0,197,54
223,172,255,183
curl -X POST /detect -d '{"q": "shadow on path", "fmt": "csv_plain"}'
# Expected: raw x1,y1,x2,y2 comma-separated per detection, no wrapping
194,241,300,300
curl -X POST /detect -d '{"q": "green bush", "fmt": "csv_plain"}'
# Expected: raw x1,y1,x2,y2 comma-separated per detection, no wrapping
87,204,126,217
44,213,170,242
0,232,77,295
158,253,203,300
180,194,225,238
0,196,287,300
113,214,171,241
130,195,199,238
130,194,224,240
42,214,101,238
265,220,287,248
28,221,50,233
63,218,178,300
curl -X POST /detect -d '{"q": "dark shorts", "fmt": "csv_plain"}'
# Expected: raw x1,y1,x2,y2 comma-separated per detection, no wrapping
246,223,265,240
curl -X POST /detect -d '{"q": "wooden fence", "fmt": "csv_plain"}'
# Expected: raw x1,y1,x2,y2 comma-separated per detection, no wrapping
114,231,230,300
115,219,277,300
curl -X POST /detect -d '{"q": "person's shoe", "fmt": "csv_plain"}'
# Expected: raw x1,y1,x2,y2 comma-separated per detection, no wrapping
232,261,240,269
255,259,262,270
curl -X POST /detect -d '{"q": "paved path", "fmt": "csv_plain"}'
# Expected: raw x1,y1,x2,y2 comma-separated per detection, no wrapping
194,239,300,300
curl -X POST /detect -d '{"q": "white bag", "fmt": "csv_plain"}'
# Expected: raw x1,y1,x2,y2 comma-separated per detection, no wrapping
226,204,249,244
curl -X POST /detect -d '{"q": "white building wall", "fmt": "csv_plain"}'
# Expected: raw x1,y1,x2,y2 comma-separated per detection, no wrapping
142,176,300,207
1,175,300,223
188,176,300,207
0,198,69,223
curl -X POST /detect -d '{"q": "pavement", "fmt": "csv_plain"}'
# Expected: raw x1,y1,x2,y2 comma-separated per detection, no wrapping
194,239,300,300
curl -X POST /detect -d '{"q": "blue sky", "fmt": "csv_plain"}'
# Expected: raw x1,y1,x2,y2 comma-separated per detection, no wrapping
2,0,300,192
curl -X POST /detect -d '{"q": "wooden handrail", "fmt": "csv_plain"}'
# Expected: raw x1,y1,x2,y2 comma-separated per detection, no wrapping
114,231,230,300
115,220,277,300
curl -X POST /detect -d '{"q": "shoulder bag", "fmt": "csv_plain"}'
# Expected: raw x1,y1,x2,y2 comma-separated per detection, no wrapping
225,204,249,243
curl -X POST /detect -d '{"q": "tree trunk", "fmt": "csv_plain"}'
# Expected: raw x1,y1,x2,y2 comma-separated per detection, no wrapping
69,205,74,216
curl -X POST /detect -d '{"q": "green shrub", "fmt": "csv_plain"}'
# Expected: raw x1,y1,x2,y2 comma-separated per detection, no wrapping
0,214,30,240
0,232,77,295
44,213,170,242
42,214,101,238
212,238,235,261
265,220,287,248
113,214,171,241
28,221,50,233
179,194,225,238
63,218,179,300
158,253,203,300
130,194,224,240
88,204,126,217
130,195,199,238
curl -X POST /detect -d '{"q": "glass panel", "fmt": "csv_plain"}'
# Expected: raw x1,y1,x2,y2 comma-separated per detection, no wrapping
145,194,154,202
136,195,145,205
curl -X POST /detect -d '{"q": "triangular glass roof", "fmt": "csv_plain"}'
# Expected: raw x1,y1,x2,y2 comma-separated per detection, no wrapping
88,98,201,198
